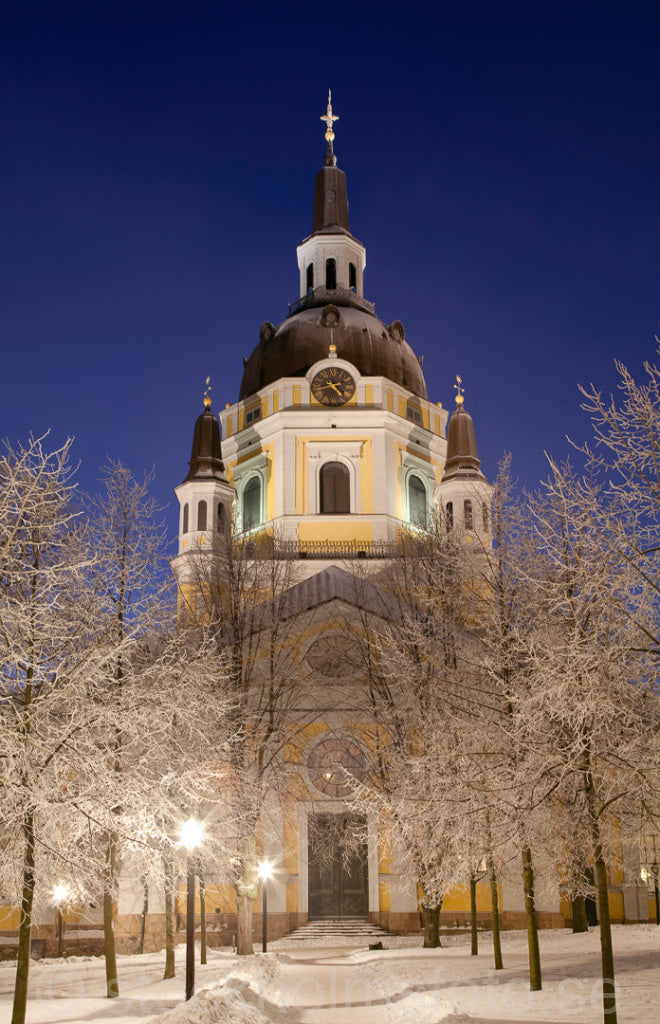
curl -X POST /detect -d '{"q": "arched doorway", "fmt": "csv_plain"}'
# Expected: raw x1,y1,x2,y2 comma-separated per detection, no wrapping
307,812,368,919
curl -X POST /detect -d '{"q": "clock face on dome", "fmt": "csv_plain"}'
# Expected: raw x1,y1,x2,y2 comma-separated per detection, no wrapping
311,367,356,406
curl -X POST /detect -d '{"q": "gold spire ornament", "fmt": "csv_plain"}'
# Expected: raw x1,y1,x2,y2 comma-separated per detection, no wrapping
203,375,212,409
321,90,339,143
454,374,465,405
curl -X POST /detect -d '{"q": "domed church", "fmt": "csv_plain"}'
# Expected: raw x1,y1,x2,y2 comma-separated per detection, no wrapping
169,95,561,942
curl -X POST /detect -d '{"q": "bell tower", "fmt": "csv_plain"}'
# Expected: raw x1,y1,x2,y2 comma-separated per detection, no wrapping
172,383,235,598
436,376,492,540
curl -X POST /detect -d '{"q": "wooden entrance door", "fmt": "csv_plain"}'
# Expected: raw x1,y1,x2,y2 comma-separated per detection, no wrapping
308,813,368,919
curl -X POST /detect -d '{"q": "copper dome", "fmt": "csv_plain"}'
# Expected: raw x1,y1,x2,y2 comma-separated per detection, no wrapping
239,302,427,401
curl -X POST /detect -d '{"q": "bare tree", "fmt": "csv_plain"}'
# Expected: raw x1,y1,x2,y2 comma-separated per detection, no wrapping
512,461,660,1024
177,533,312,954
345,526,502,949
0,436,117,1024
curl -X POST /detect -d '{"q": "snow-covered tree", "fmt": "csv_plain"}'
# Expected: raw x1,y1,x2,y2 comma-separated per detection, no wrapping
77,461,239,993
347,525,504,951
177,534,313,955
512,461,660,1024
578,341,660,658
0,436,116,1024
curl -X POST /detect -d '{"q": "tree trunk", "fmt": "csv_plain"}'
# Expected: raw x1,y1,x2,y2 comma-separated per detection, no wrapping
11,811,36,1024
594,844,617,1023
199,869,207,965
162,852,175,980
470,874,478,956
571,893,589,933
138,881,149,955
423,902,442,948
235,891,255,956
522,844,542,991
584,754,617,1024
488,853,503,971
103,833,119,998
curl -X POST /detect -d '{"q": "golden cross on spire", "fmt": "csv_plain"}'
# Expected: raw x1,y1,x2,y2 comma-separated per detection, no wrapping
321,89,339,143
454,374,465,406
203,375,212,409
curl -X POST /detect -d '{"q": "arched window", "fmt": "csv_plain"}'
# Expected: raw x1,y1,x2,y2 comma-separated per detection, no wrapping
320,461,350,513
306,263,314,292
464,499,473,531
243,477,262,531
182,503,189,534
408,474,427,528
217,502,225,531
325,258,337,290
482,502,489,532
349,262,357,290
445,501,453,530
197,500,207,531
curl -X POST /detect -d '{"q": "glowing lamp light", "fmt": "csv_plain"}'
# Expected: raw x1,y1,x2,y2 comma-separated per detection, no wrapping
641,867,649,881
180,818,204,851
258,859,273,881
52,884,68,905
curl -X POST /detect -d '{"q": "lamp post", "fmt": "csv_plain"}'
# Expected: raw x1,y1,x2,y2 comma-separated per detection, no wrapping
642,835,660,926
52,884,68,957
180,819,204,1001
258,860,273,953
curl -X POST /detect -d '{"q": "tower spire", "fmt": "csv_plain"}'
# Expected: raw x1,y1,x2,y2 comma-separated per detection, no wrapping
443,376,485,482
320,89,339,167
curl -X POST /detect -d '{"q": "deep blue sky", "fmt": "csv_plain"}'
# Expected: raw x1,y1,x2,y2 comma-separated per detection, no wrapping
2,3,658,542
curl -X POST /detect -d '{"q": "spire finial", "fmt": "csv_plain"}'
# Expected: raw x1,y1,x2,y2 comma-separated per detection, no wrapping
203,375,212,409
320,90,339,165
454,374,465,406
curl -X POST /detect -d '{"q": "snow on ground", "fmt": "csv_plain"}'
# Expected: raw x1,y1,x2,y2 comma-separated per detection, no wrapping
0,925,657,1024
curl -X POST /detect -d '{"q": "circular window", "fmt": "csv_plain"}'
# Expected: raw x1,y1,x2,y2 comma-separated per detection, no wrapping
305,633,363,680
308,737,367,798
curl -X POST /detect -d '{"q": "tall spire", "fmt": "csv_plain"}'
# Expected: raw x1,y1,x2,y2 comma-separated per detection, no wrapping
312,90,350,234
320,89,339,167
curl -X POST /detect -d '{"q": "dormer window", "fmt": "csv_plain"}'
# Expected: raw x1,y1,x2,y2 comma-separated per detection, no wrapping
325,258,337,290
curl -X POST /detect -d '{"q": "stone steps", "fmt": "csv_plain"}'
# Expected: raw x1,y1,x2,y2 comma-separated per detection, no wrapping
284,918,393,940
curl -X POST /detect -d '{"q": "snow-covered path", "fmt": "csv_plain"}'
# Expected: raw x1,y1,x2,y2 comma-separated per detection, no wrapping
0,926,657,1023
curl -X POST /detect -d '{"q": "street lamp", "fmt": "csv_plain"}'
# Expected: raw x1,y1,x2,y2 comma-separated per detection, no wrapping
52,884,68,957
180,819,204,1000
258,860,273,953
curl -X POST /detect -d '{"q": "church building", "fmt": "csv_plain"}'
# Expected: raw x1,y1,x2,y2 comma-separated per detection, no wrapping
169,95,565,940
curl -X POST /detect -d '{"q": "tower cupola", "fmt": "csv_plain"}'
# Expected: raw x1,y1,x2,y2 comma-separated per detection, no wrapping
436,376,492,539
184,394,228,482
238,94,427,402
174,381,235,558
296,91,367,304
